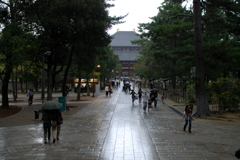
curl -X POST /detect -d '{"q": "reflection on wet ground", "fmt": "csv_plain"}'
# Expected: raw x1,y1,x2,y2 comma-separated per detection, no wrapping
0,83,239,160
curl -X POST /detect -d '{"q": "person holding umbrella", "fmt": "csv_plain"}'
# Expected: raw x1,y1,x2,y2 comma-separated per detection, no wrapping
51,109,62,143
41,101,63,143
42,109,52,144
56,110,63,141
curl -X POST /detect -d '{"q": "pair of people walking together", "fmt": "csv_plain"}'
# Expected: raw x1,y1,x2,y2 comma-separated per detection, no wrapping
105,85,113,96
43,109,63,144
142,92,157,111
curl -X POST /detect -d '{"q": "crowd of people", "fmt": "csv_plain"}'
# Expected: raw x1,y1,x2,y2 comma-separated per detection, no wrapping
38,78,194,144
130,88,166,112
123,80,194,134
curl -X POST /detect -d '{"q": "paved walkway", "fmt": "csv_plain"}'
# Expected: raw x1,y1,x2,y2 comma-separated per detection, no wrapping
0,83,239,160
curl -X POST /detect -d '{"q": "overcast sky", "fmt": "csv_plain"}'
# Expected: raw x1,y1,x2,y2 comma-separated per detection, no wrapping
107,0,164,35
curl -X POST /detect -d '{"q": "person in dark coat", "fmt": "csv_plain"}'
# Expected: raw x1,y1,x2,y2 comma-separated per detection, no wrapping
130,90,137,103
42,109,52,144
150,91,158,108
138,89,143,103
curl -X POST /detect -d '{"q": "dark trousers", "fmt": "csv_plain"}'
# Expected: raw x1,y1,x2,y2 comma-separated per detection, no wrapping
44,127,51,141
183,119,192,132
154,100,157,107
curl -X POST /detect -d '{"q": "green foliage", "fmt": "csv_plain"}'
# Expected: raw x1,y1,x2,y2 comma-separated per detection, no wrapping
134,1,194,84
98,46,120,79
202,0,240,81
0,24,39,81
186,84,196,103
209,77,240,111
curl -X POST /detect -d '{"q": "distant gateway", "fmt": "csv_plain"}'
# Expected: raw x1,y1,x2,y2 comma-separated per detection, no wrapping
110,31,141,76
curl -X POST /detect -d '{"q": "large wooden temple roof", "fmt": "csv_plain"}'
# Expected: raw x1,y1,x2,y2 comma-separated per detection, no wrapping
110,31,140,46
110,31,141,61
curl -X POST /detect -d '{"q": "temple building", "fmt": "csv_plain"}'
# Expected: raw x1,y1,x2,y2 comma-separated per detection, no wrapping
110,31,141,76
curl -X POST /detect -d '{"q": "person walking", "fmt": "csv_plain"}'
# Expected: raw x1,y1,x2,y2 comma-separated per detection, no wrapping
130,89,137,104
65,84,70,97
108,86,112,96
161,93,166,105
138,82,142,89
153,91,158,108
138,89,143,103
127,84,131,92
183,104,194,133
42,109,52,144
147,97,154,111
142,92,148,111
56,109,63,141
51,109,61,143
150,91,158,108
27,89,34,105
105,85,109,96
150,81,153,89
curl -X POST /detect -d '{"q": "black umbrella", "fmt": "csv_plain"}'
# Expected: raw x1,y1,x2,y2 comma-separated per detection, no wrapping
235,149,240,159
151,88,158,92
41,101,62,110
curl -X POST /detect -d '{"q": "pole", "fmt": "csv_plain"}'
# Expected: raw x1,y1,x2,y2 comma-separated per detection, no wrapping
92,73,95,97
41,55,45,103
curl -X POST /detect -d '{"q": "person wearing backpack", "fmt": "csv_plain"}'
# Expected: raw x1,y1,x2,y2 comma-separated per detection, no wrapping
27,89,34,105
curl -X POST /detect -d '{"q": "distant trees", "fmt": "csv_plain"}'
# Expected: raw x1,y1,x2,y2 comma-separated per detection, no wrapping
134,0,240,117
134,1,194,91
0,0,124,108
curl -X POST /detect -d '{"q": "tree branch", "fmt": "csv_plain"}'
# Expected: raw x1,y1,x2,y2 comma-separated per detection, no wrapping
167,13,193,24
0,0,10,7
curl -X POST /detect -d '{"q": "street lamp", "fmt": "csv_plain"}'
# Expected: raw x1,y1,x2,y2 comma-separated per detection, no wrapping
92,65,100,97
41,51,51,103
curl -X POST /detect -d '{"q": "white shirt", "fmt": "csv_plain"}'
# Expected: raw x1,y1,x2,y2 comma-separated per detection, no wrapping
105,86,109,91
142,94,148,102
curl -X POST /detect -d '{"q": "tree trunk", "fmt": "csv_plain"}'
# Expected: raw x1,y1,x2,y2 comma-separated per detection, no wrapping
15,71,18,98
20,65,24,93
52,65,56,91
62,45,75,97
25,82,28,93
1,67,12,109
193,0,210,118
171,75,176,94
11,69,17,101
47,62,53,101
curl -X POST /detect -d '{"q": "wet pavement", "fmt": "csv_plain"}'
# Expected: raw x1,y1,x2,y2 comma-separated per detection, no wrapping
0,84,239,160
